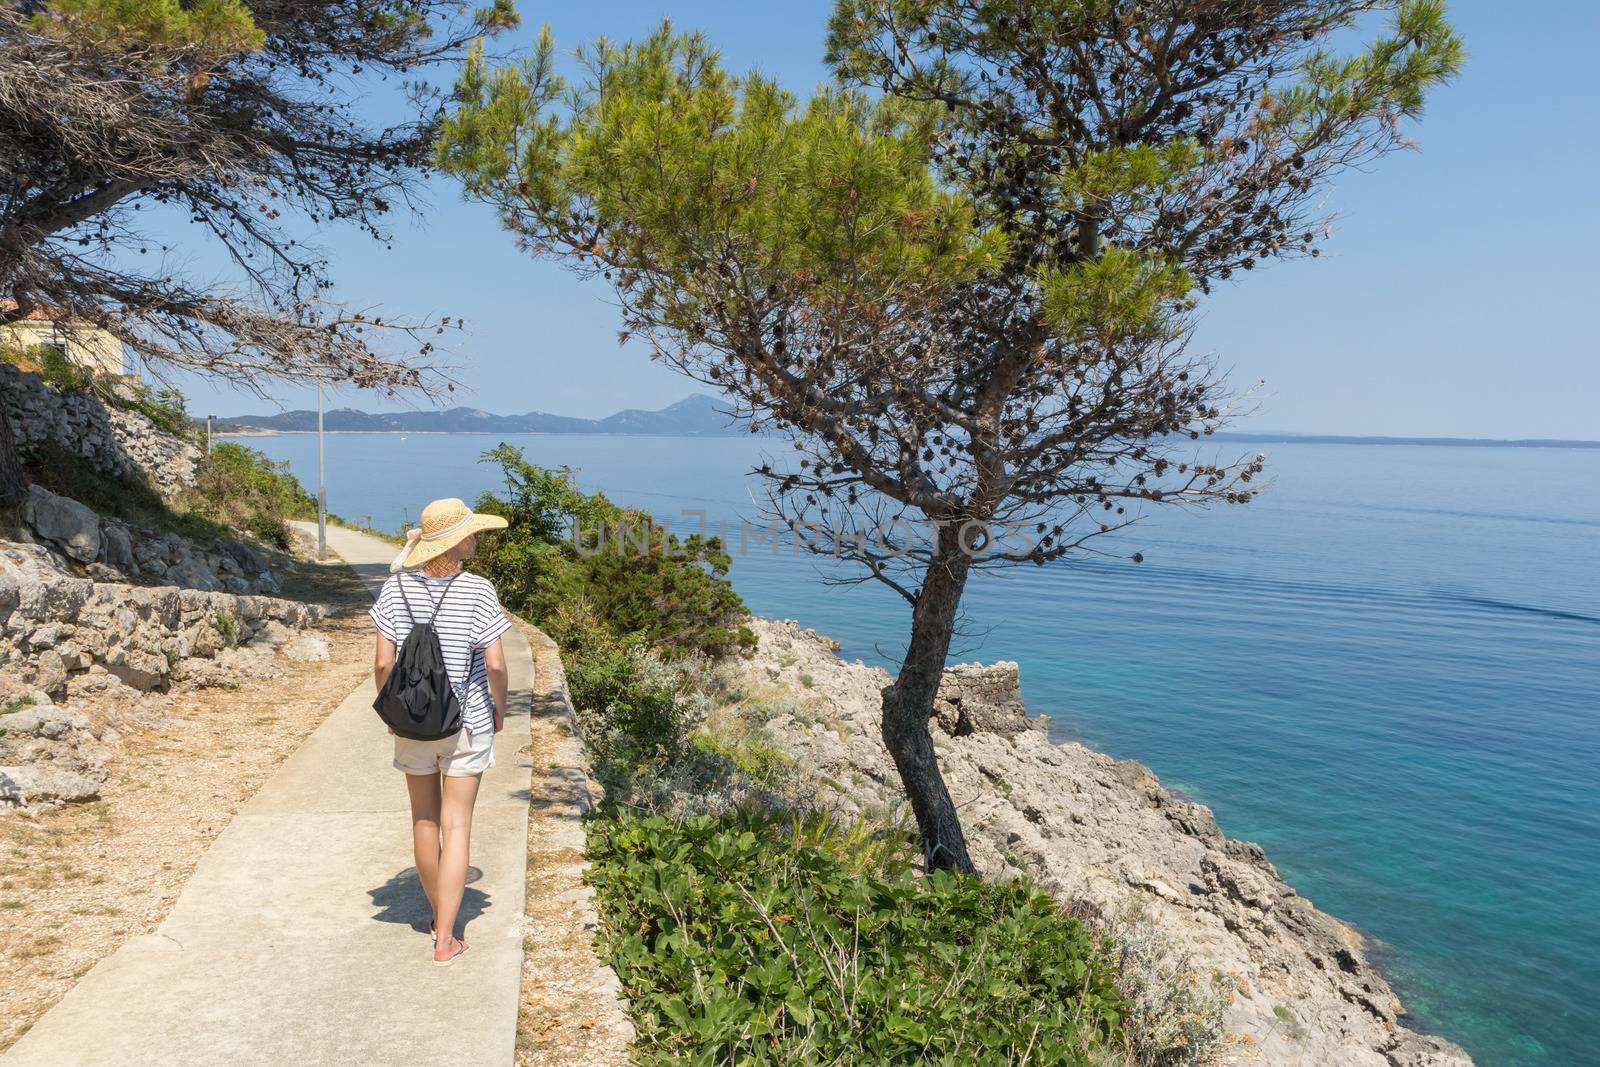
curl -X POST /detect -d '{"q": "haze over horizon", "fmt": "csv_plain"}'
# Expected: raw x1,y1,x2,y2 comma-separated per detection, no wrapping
155,0,1599,442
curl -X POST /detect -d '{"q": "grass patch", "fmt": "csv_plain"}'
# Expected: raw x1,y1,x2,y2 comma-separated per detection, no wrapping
11,935,62,960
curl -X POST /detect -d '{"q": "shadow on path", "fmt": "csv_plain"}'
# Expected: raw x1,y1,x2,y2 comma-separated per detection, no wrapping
367,866,489,936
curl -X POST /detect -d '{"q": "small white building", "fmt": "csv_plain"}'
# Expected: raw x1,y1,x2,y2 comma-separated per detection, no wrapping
0,300,125,377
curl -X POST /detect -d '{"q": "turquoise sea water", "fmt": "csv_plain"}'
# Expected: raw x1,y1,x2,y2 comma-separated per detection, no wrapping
233,430,1599,1065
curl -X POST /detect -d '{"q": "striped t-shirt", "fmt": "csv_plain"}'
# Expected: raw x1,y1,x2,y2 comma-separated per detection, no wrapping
369,571,512,737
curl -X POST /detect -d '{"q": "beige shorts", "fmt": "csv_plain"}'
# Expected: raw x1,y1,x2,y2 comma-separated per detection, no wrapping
393,726,495,777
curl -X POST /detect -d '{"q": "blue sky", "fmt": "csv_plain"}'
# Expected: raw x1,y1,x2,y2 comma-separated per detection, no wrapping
162,1,1599,441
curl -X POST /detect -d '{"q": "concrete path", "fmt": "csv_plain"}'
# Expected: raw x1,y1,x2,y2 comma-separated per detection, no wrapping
2,523,534,1067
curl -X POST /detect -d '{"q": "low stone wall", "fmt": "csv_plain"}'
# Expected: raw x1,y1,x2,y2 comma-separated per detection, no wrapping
0,362,199,500
1,544,330,813
0,548,323,701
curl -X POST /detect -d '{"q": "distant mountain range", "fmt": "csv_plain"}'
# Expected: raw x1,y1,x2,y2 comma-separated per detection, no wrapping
212,393,754,436
211,393,1600,448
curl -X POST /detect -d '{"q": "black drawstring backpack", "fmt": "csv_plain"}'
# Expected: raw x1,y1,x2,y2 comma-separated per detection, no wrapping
373,573,465,741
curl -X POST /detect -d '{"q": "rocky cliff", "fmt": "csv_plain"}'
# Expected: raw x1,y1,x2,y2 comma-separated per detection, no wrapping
729,616,1475,1067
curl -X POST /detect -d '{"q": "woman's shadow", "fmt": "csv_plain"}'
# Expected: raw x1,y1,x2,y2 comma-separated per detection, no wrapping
368,866,490,935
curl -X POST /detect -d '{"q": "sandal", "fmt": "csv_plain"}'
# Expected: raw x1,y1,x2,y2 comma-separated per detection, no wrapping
433,936,469,967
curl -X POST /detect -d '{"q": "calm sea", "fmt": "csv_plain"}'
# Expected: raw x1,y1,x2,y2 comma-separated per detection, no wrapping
231,430,1599,1066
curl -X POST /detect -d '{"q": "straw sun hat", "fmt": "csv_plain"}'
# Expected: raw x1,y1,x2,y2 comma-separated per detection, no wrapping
388,498,508,573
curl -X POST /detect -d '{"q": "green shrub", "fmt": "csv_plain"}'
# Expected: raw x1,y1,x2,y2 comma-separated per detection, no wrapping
690,730,797,794
566,644,699,786
2,342,92,393
245,509,292,550
1101,901,1234,1067
119,384,191,438
586,808,1129,1065
187,442,316,544
34,346,95,393
472,443,756,660
690,692,801,782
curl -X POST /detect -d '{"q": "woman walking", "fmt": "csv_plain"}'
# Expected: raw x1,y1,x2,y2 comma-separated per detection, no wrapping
370,497,511,966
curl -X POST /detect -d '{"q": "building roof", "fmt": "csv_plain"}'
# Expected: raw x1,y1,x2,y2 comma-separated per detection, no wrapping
0,299,56,322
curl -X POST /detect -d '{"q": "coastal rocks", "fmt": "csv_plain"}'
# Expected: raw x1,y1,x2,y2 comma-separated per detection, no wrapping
727,616,1477,1067
18,485,284,596
0,362,201,501
0,705,111,813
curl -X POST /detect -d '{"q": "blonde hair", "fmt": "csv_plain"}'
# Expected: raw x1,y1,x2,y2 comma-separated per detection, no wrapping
421,538,468,577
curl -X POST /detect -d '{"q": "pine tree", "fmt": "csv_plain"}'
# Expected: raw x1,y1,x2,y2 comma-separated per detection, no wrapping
436,2,1461,873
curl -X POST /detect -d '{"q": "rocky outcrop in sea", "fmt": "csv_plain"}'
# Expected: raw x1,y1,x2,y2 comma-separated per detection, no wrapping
729,616,1475,1067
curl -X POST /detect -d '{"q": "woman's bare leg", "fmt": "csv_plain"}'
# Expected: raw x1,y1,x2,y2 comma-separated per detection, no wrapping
433,772,480,961
404,771,443,930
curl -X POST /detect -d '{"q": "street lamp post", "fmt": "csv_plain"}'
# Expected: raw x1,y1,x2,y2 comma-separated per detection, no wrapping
205,414,215,453
316,383,327,561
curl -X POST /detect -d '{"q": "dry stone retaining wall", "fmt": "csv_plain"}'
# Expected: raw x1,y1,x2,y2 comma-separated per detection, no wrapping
0,545,328,814
0,362,200,500
0,547,322,701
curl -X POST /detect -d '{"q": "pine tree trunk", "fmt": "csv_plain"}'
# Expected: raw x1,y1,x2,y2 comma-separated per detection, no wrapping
879,526,976,875
0,410,27,510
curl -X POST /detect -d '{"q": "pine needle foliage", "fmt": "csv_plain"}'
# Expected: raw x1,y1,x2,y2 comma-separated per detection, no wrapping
436,2,1461,872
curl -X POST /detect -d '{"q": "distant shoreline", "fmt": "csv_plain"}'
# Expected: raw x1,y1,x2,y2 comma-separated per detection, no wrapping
212,429,751,439
213,428,1600,450
1211,431,1600,449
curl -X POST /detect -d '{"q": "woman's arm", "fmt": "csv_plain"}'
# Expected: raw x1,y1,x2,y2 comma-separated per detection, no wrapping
374,633,397,690
484,638,508,731
374,633,399,735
